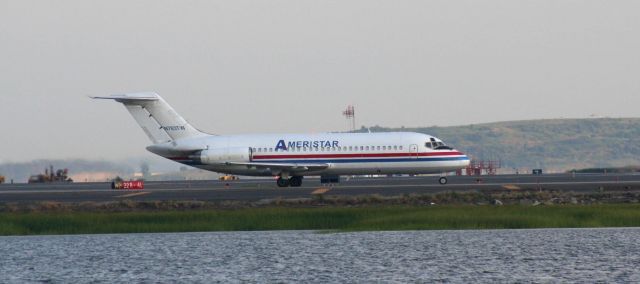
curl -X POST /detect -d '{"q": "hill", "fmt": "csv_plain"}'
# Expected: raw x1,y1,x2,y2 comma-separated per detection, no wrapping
357,118,640,172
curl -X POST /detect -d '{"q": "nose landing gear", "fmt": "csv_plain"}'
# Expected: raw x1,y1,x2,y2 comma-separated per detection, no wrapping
438,177,448,185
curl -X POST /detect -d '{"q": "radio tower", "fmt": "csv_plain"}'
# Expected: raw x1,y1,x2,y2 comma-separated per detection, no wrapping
343,105,356,132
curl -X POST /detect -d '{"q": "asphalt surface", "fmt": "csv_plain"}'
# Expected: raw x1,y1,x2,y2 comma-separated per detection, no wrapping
1,174,640,203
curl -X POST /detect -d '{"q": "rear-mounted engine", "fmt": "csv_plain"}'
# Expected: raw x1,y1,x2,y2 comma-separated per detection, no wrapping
190,147,251,164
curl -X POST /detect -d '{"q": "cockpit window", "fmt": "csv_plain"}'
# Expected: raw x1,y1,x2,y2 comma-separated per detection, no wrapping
435,143,452,150
428,140,453,150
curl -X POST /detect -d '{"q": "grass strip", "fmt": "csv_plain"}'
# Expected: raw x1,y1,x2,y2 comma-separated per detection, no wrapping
1,204,640,236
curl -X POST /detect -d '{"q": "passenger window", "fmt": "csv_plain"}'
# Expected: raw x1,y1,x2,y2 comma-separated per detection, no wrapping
399,146,403,150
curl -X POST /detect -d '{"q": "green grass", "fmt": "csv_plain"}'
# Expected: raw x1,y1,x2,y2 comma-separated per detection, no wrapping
1,205,640,236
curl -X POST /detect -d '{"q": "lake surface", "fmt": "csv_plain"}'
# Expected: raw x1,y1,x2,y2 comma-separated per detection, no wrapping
1,228,639,283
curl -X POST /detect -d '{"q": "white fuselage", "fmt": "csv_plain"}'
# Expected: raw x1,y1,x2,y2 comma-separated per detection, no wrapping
148,132,470,176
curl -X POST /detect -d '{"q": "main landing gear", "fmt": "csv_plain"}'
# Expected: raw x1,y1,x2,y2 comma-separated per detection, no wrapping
276,176,303,187
438,177,448,185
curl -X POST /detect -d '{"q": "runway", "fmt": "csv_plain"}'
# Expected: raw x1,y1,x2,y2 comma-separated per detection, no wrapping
1,174,640,203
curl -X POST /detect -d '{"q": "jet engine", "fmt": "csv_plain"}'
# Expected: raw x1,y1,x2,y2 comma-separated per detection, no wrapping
190,147,252,164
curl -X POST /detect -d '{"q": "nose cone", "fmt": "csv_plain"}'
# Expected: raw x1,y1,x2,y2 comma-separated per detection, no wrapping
459,152,471,166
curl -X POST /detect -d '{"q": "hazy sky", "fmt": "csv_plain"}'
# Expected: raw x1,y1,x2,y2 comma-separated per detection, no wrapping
1,0,639,162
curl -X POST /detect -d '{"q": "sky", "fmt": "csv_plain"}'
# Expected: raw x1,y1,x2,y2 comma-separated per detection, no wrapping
1,0,639,162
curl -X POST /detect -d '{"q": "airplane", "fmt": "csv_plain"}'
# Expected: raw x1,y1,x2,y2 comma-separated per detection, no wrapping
93,93,470,187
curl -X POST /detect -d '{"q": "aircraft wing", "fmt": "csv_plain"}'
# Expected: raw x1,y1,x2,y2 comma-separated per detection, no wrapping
226,162,329,173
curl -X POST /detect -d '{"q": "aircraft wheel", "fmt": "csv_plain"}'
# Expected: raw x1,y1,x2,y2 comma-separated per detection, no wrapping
289,176,303,187
276,177,290,187
438,177,448,185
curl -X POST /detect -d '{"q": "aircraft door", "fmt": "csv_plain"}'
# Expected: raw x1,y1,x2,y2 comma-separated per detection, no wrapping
409,144,419,159
249,147,254,162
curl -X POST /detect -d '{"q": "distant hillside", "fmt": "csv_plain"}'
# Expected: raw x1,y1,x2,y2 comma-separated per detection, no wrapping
358,118,640,172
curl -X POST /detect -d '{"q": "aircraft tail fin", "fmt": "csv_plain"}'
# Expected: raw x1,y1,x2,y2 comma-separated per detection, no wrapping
92,92,207,144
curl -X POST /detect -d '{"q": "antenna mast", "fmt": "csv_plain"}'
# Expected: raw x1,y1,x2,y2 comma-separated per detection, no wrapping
342,105,356,132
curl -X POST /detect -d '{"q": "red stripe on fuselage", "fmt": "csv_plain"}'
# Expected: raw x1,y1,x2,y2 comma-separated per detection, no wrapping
252,151,464,160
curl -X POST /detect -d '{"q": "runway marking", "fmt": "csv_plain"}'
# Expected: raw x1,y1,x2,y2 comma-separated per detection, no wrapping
502,185,521,190
311,188,331,195
115,191,150,198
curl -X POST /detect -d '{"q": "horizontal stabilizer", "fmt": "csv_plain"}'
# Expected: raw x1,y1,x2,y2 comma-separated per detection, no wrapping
91,93,159,103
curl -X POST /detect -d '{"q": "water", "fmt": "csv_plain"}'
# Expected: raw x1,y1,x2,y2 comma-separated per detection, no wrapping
1,228,639,283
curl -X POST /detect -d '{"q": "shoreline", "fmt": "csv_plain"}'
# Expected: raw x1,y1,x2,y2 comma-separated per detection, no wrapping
1,191,640,236
1,204,639,236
